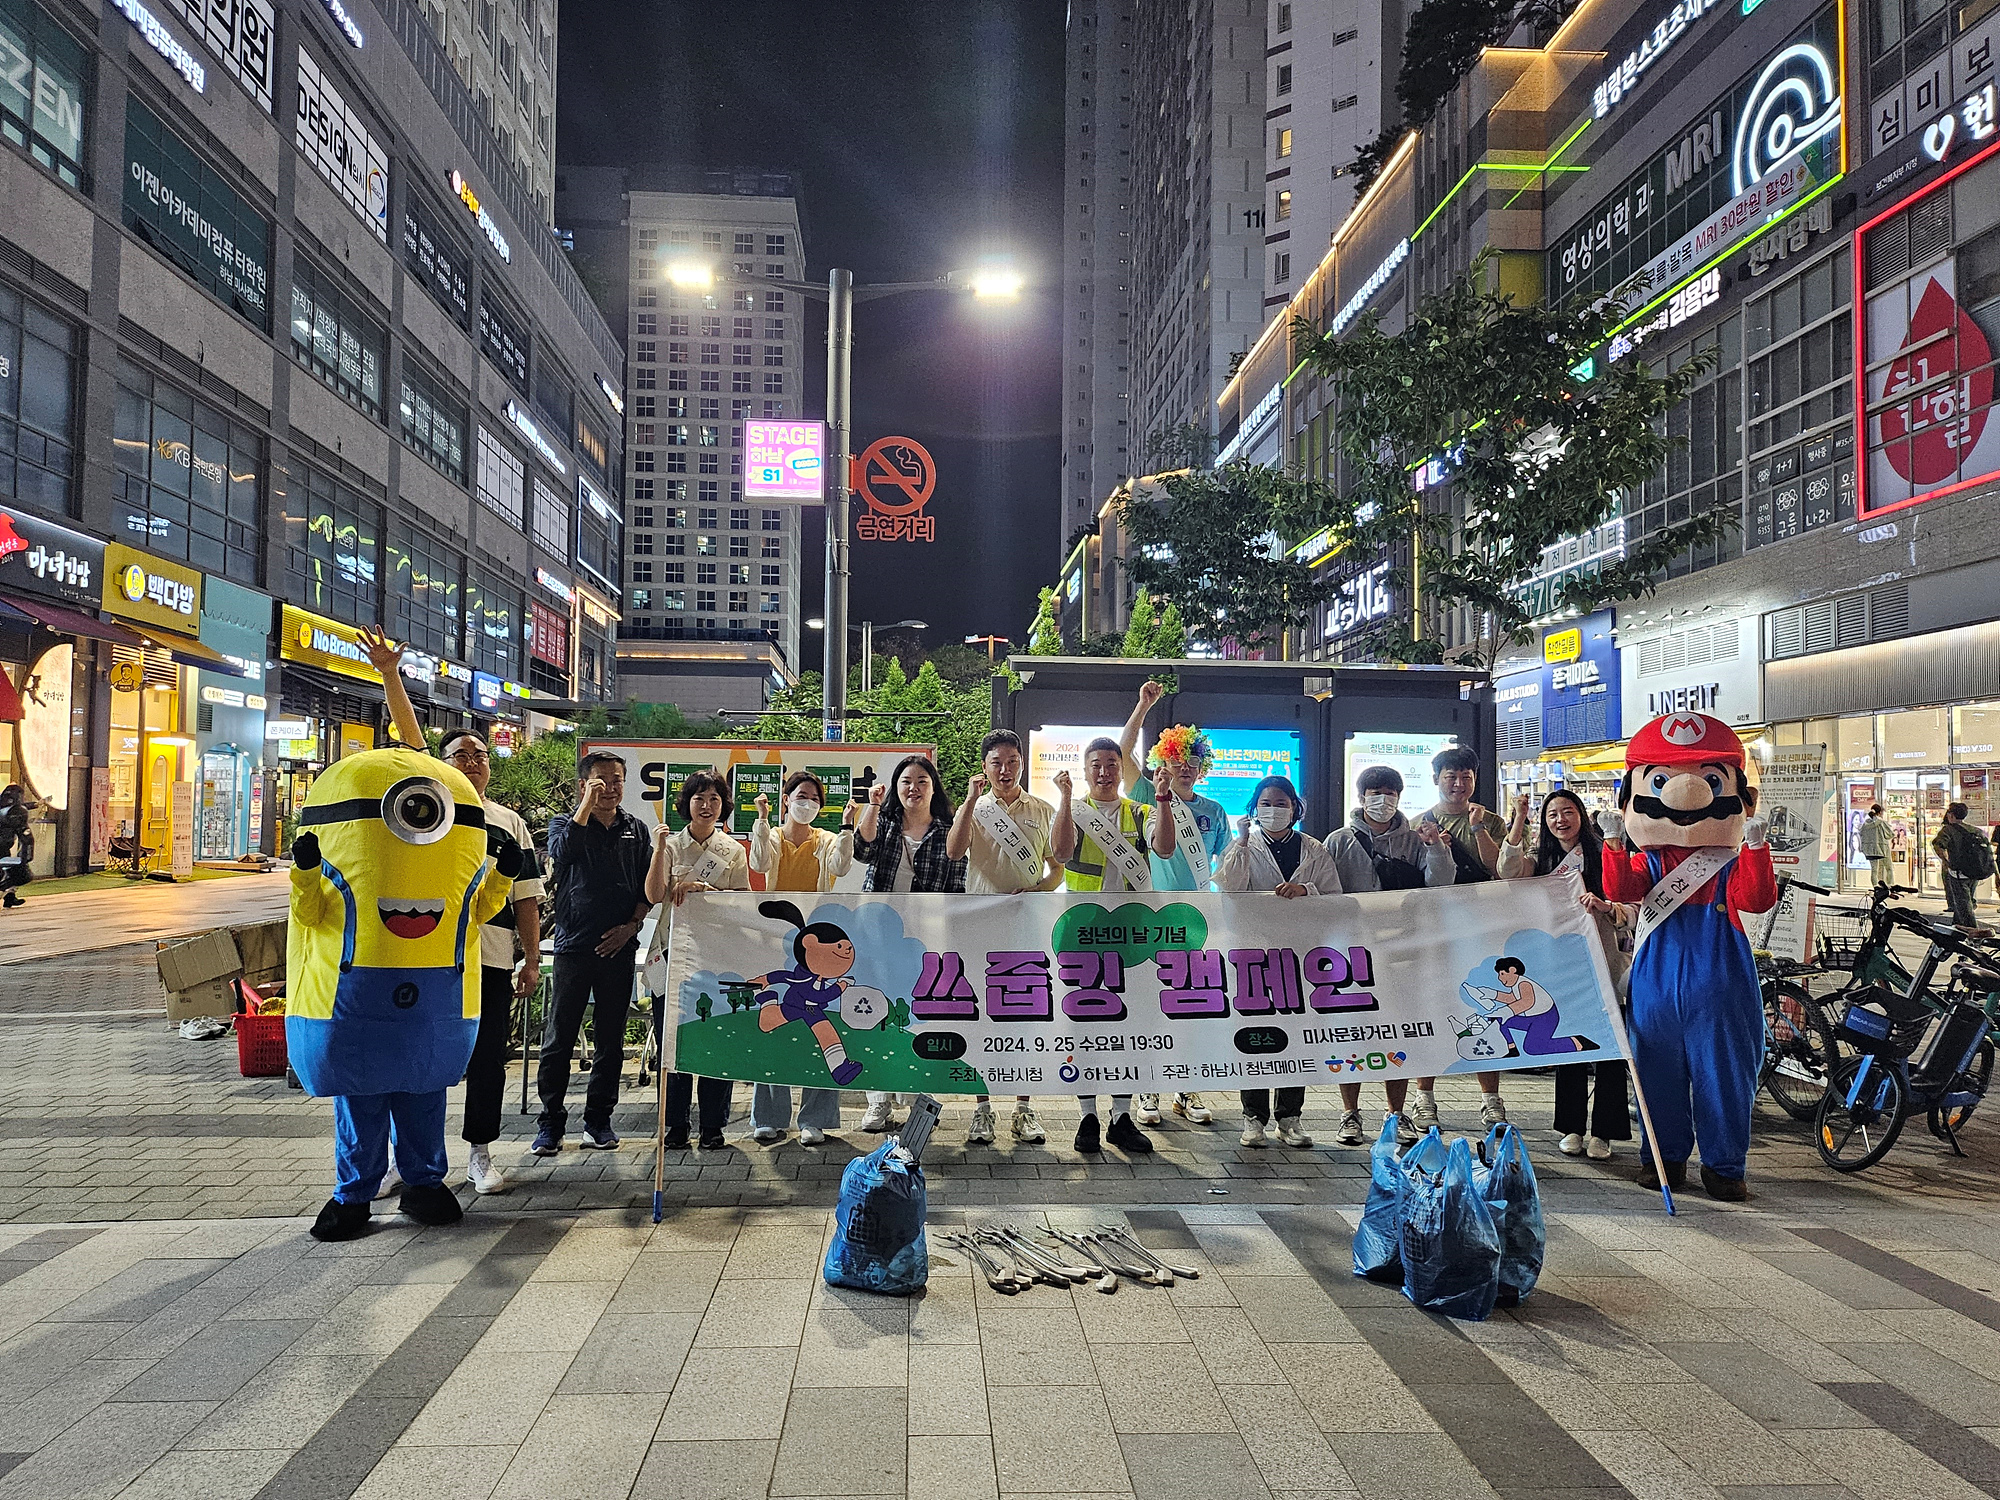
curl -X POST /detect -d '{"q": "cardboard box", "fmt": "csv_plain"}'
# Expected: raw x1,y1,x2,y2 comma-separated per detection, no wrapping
157,929,243,993
165,976,238,1024
232,919,287,983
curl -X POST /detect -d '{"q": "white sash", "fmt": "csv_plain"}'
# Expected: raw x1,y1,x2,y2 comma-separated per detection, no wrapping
1166,795,1205,870
1073,799,1153,891
1630,846,1734,958
1556,845,1584,878
972,795,1044,887
683,834,733,888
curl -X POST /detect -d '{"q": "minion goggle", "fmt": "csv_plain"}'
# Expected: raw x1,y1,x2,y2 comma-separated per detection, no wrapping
298,776,486,845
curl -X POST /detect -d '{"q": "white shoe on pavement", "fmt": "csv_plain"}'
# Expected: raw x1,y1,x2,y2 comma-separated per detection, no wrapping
1586,1135,1613,1160
858,1100,894,1133
1407,1093,1440,1133
1559,1132,1587,1156
1480,1095,1509,1127
1240,1119,1269,1148
800,1125,826,1145
466,1146,510,1195
374,1166,403,1201
1172,1093,1214,1124
1392,1112,1420,1148
752,1126,780,1143
1135,1093,1164,1126
1336,1110,1366,1146
967,1103,997,1145
1011,1106,1046,1143
1275,1116,1313,1148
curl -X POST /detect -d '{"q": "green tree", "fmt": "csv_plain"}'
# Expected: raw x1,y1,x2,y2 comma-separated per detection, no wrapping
1153,601,1188,659
1121,589,1158,658
485,722,581,842
1292,252,1728,670
1028,586,1062,655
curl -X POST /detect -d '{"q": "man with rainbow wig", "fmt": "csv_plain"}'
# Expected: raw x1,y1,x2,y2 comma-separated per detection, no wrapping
1117,680,1230,1125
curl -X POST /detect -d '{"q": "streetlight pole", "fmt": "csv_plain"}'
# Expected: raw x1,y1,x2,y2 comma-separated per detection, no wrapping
823,269,854,742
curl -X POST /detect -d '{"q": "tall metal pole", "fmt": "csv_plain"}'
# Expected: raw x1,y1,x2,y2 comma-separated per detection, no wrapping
823,268,854,742
860,620,873,694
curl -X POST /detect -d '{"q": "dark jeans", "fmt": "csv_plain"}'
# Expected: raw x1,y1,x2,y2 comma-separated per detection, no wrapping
1945,871,1979,929
1553,1060,1631,1139
665,1074,734,1136
462,965,514,1146
1240,1087,1306,1123
537,948,635,1134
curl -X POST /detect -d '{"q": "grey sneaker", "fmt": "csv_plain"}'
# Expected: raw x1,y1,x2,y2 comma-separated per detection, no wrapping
1011,1105,1047,1143
966,1103,997,1145
1392,1112,1420,1148
1274,1116,1313,1148
1407,1094,1440,1133
1172,1093,1214,1124
1480,1096,1509,1127
1135,1093,1164,1125
1336,1110,1366,1146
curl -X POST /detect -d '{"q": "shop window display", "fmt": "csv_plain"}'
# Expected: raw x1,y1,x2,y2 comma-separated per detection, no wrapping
112,360,261,583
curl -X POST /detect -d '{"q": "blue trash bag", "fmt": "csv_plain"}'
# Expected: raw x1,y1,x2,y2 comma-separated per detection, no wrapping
1474,1123,1546,1306
1400,1132,1503,1321
823,1139,929,1295
1352,1111,1410,1282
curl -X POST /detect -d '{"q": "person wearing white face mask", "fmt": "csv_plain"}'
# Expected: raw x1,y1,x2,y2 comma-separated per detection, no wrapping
1217,776,1342,1149
747,772,857,1145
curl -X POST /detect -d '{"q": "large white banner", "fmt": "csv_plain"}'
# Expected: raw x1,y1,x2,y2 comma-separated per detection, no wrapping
657,878,1624,1095
1759,744,1830,872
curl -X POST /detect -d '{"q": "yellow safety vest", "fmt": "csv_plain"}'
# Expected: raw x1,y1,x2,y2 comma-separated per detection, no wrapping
1064,798,1149,891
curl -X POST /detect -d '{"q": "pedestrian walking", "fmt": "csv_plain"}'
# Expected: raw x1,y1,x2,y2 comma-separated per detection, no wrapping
1411,745,1509,1132
1858,804,1893,888
746,772,854,1144
1216,775,1340,1150
943,730,1058,1146
534,750,653,1156
1116,682,1224,1126
365,627,543,1195
1498,787,1632,1160
645,770,751,1150
0,784,32,909
1933,802,1992,932
854,756,966,1132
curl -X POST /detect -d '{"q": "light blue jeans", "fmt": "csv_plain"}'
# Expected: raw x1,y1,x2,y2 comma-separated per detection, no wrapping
752,1084,841,1130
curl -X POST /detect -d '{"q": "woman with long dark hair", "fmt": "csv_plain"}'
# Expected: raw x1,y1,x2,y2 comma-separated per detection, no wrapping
1499,787,1632,1159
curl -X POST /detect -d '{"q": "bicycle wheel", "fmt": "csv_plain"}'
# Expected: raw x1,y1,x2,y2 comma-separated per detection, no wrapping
1927,1037,1994,1139
1763,980,1840,1121
1816,1055,1908,1172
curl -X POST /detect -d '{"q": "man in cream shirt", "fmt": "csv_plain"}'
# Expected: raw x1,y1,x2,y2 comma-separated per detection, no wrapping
943,729,1061,1147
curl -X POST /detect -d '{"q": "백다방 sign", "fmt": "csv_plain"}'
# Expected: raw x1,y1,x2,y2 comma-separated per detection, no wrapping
656,878,1624,1095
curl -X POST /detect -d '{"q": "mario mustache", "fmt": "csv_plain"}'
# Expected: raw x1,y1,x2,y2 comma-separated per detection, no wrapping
1630,793,1744,827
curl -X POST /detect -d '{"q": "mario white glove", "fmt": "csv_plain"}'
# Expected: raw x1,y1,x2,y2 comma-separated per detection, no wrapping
1596,810,1625,843
1741,816,1769,847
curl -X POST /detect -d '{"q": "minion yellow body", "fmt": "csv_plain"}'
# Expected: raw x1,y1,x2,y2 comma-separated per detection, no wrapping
288,749,514,1094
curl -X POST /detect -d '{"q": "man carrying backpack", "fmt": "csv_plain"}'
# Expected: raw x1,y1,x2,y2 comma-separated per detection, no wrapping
1934,801,1993,933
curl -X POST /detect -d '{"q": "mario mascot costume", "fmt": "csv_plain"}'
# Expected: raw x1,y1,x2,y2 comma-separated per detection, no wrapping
286,749,521,1241
1603,712,1775,1201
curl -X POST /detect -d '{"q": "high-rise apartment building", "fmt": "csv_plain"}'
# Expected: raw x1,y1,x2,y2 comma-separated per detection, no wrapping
1059,0,1135,556
560,170,809,714
1262,0,1404,310
419,0,559,223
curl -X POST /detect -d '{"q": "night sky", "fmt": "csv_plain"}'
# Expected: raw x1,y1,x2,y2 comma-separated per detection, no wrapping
557,0,1068,658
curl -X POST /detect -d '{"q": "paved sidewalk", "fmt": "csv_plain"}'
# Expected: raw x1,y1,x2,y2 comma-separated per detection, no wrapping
0,1194,1994,1500
0,872,287,968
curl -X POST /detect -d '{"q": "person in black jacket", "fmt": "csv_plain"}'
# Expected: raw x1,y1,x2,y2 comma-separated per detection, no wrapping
0,785,31,908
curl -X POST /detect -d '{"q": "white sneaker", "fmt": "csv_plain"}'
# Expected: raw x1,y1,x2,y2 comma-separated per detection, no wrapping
800,1125,826,1145
1336,1110,1366,1146
1011,1106,1046,1143
1558,1132,1587,1156
466,1146,510,1195
373,1166,403,1201
1275,1116,1313,1148
1173,1093,1214,1124
967,1103,997,1145
1480,1095,1509,1127
752,1126,780,1143
1240,1119,1269,1148
858,1100,894,1133
1135,1093,1164,1125
1586,1135,1613,1160
1392,1112,1420,1148
1407,1094,1440,1133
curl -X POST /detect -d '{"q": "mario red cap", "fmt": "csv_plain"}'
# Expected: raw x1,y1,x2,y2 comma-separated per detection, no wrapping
1626,711,1744,768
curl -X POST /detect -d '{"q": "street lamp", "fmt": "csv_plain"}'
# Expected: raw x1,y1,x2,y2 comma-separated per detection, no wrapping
663,257,1023,741
805,617,927,694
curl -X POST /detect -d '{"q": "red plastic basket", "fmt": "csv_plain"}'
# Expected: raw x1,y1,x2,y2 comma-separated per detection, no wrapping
234,981,289,1078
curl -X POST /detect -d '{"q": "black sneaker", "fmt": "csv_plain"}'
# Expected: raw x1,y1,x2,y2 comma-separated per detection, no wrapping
1637,1156,1688,1191
580,1125,621,1151
529,1127,562,1156
698,1130,727,1150
1105,1113,1154,1154
309,1197,371,1242
1073,1113,1101,1153
398,1182,464,1226
662,1127,691,1151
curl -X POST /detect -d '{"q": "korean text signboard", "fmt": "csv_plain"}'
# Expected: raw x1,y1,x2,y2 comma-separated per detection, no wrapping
745,420,826,503
296,47,390,242
657,880,1624,1093
101,541,201,633
0,502,102,605
124,97,272,331
1539,611,1621,749
855,436,937,542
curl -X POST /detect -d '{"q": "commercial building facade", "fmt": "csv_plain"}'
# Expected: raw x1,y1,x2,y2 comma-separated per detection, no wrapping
0,0,623,874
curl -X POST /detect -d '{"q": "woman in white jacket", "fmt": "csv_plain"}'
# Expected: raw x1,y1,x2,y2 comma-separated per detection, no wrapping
1216,776,1340,1148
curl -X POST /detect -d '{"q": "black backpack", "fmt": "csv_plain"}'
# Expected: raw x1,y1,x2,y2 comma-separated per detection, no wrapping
1351,828,1427,891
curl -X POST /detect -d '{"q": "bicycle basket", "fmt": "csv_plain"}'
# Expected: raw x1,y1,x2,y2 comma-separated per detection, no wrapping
1909,1003,1992,1091
1815,905,1874,972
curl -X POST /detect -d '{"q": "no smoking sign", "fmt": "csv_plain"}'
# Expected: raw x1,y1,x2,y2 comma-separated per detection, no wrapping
854,436,937,542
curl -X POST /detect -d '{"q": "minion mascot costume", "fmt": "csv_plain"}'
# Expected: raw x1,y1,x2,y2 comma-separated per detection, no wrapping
287,749,522,1241
1603,713,1775,1201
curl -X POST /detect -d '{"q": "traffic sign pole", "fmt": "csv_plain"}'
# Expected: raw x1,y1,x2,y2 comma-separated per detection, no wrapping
823,268,853,744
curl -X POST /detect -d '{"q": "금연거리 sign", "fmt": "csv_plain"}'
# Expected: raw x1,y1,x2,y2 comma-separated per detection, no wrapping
656,878,1624,1094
